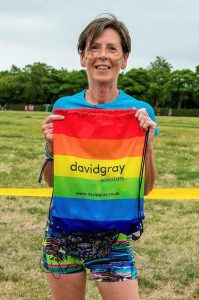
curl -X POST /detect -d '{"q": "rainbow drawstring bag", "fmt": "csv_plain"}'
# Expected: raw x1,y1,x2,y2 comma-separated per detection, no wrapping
50,108,148,240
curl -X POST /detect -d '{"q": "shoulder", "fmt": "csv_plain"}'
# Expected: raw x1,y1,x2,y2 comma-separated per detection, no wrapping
120,90,155,114
120,91,159,136
53,90,85,111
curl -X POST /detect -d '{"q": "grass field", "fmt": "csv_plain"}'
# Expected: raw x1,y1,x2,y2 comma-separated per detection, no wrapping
0,110,199,300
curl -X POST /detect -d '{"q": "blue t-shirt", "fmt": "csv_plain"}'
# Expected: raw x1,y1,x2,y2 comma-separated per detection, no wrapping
53,89,159,135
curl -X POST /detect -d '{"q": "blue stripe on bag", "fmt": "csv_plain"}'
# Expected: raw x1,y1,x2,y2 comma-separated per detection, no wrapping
51,196,144,221
50,216,145,235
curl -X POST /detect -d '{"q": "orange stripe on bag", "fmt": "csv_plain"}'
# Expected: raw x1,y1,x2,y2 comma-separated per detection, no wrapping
54,134,145,159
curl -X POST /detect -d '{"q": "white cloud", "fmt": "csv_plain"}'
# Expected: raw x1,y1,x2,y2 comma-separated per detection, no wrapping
0,0,198,71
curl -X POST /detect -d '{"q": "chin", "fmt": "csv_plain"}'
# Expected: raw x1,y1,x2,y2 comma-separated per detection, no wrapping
93,75,115,83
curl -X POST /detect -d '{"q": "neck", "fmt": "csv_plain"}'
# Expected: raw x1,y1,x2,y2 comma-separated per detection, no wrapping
85,86,119,105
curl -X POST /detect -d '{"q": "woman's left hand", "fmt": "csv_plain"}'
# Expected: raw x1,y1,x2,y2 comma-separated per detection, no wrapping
135,108,157,145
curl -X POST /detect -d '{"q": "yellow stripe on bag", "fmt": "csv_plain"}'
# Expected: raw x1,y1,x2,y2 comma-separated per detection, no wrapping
54,155,143,180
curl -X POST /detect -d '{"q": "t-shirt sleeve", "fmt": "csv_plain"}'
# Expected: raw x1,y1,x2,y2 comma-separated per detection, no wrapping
52,98,62,113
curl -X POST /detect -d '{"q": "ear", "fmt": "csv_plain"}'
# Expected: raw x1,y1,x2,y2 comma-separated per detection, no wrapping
80,53,86,67
121,53,129,69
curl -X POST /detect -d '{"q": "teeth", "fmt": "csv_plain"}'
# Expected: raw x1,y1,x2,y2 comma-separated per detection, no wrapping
96,66,109,70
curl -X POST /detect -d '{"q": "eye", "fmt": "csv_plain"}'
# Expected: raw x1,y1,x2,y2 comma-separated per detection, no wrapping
109,46,117,53
90,45,99,52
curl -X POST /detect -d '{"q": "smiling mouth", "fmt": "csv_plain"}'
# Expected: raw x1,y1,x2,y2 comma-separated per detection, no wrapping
95,66,111,70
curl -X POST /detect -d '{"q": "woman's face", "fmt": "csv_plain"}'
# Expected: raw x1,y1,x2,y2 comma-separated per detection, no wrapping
80,28,128,86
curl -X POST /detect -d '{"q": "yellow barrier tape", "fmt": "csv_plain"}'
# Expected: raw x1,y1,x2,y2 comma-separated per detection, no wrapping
0,188,199,200
0,188,52,197
145,188,199,200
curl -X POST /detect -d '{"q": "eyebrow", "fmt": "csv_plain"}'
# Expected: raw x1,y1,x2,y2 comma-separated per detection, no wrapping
91,42,119,47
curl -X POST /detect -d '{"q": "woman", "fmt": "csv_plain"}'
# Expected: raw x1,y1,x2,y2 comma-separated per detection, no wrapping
42,14,158,300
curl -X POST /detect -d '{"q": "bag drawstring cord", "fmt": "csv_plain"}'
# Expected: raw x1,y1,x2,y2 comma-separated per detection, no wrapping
132,128,149,241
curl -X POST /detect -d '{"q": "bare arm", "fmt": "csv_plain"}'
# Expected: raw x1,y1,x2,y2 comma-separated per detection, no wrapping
41,114,64,187
144,140,157,195
135,108,157,195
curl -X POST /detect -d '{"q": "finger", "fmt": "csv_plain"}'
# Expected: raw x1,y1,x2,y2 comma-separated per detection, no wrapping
42,124,52,134
142,120,152,130
135,108,148,118
42,123,53,131
143,120,157,131
137,111,149,119
139,116,147,128
43,114,64,125
139,115,149,126
44,129,53,142
43,127,53,136
42,114,64,133
139,115,156,130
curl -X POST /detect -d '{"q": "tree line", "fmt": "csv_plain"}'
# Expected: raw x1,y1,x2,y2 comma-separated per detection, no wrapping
0,56,198,109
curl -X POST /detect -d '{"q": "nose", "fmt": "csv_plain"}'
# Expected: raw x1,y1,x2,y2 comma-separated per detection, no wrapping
97,46,108,60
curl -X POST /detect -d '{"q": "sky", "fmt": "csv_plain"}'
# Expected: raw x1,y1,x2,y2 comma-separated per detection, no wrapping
0,0,198,72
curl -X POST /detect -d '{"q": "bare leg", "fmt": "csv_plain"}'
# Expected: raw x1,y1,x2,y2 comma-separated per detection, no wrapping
96,279,140,300
47,271,87,300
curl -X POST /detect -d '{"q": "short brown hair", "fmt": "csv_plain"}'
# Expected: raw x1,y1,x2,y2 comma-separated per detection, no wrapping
77,14,131,55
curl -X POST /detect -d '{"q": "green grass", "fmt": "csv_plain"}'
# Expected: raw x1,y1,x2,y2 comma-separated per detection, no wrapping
155,116,199,188
0,111,47,188
0,111,199,299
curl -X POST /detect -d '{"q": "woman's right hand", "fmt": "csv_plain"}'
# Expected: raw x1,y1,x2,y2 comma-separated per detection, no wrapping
42,114,64,154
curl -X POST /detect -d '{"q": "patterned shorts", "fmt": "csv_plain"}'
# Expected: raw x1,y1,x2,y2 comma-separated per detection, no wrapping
42,230,137,282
